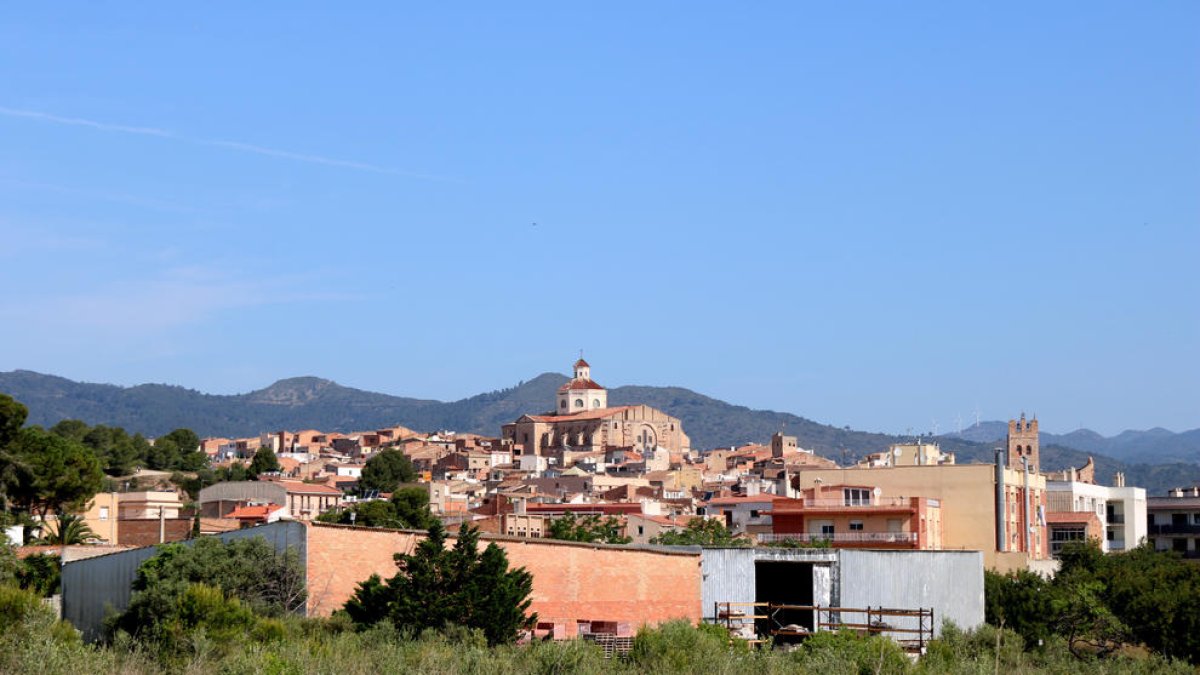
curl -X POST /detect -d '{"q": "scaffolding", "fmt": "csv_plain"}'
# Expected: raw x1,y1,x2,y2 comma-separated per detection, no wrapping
713,601,934,654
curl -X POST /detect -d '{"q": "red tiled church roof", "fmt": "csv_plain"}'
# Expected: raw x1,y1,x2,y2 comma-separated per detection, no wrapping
524,406,634,423
558,378,605,392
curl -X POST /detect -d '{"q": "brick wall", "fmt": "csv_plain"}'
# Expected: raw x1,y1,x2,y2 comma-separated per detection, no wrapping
304,523,702,628
118,519,193,547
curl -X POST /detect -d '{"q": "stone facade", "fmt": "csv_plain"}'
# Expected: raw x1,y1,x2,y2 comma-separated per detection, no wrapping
1007,413,1039,474
502,359,690,458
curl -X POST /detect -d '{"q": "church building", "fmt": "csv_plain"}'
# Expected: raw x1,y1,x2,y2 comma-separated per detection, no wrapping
501,359,691,458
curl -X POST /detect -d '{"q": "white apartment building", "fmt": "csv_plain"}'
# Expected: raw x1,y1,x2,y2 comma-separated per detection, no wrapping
1045,479,1146,554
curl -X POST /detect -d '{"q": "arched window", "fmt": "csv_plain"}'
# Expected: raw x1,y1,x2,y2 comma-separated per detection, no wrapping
592,399,600,408
559,399,566,409
574,398,584,408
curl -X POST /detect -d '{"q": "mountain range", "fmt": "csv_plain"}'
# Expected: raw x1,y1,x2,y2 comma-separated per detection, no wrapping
941,421,1200,465
2,369,1197,495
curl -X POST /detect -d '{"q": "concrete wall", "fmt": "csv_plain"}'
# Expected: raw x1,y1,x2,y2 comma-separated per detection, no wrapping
837,549,984,636
61,521,306,641
305,523,702,627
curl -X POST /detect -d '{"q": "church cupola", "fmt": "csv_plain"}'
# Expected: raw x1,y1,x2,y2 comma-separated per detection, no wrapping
556,356,607,415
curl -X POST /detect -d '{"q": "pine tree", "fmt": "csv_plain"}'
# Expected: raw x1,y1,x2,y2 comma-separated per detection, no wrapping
344,522,536,645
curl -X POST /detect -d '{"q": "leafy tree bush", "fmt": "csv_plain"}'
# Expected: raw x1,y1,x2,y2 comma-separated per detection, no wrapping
985,540,1200,664
112,536,305,644
248,446,281,478
15,553,61,597
629,619,747,672
794,628,911,675
0,394,27,449
0,539,18,585
5,427,104,521
359,449,416,493
317,488,437,529
390,487,438,529
984,568,1057,647
547,512,631,544
650,517,746,546
344,522,535,645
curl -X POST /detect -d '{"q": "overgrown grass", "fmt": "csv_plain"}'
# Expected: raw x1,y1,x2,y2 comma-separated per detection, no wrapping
0,606,1192,675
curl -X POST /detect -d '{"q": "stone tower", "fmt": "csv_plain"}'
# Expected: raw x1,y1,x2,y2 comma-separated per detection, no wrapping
1006,413,1039,473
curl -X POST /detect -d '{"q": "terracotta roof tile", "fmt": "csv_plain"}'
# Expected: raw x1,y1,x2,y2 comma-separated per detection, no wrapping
557,378,606,392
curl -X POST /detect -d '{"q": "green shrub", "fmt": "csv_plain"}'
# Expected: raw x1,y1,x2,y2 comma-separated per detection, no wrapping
794,629,911,675
0,584,49,632
630,620,749,672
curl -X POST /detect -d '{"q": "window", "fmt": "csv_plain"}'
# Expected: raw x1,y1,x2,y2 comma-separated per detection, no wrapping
749,510,760,519
637,526,644,536
592,399,600,408
843,488,871,506
849,521,864,531
820,524,835,536
574,398,584,408
559,400,566,409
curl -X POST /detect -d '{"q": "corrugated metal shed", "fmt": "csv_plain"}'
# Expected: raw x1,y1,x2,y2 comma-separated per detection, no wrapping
699,547,982,637
699,547,837,621
837,549,983,636
62,521,306,641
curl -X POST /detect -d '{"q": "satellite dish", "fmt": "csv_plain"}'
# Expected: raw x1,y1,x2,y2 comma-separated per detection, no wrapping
893,448,903,457
873,487,882,497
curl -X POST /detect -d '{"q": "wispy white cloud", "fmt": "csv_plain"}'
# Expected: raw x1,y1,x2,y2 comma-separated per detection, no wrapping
0,264,359,336
0,106,171,137
0,105,446,179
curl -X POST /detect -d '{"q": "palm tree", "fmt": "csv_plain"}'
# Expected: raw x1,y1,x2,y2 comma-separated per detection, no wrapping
35,513,97,545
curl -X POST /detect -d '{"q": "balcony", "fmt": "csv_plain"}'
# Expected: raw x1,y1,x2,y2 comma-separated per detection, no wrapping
1150,524,1200,535
758,532,918,545
789,497,918,509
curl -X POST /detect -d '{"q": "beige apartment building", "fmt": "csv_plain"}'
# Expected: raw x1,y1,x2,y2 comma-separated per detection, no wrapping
792,463,1047,568
792,416,1050,569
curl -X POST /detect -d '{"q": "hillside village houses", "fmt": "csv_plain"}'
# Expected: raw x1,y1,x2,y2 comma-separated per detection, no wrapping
113,358,1145,575
40,356,1184,652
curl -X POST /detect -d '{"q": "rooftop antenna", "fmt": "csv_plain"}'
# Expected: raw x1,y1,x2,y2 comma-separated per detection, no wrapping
973,405,981,429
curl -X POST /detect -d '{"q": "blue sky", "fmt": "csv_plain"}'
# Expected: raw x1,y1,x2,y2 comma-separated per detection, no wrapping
1,3,1197,436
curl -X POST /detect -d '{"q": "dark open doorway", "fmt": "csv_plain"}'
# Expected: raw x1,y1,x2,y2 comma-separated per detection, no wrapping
754,561,814,642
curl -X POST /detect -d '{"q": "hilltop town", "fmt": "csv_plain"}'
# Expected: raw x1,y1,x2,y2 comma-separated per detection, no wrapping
4,359,1200,673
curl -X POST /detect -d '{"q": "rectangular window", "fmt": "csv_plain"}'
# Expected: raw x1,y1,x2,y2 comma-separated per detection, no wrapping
843,488,871,506
820,524,835,536
849,521,864,531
